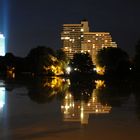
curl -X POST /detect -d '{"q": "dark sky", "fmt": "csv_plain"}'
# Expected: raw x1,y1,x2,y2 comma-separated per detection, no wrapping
0,0,140,57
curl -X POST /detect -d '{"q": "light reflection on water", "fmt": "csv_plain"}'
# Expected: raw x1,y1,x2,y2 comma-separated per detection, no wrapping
0,80,6,121
61,80,111,124
0,87,5,110
0,77,140,140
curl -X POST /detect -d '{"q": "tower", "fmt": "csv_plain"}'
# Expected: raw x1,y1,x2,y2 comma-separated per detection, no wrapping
0,33,5,56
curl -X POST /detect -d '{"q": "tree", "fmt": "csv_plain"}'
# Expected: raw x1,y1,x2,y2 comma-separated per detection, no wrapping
26,46,56,75
70,53,94,74
56,49,69,73
96,47,130,75
134,40,140,73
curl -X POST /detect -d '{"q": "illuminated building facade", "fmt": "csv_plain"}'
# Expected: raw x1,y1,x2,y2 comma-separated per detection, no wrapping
81,32,117,63
0,33,5,56
61,20,117,63
61,20,89,59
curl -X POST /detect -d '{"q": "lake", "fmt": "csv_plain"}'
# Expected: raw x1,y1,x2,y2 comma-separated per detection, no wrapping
0,76,140,140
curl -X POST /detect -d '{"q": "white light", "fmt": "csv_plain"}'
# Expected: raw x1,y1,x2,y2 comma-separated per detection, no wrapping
61,106,64,109
87,103,90,106
0,87,5,110
65,105,70,109
0,34,5,39
0,102,4,109
66,67,71,74
61,37,64,40
96,109,99,113
81,28,84,32
65,37,70,40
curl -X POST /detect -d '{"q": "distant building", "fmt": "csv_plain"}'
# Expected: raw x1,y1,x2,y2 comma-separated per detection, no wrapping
0,33,5,56
61,20,117,64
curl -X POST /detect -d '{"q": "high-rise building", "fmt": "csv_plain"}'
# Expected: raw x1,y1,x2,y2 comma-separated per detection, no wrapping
81,32,116,63
0,33,5,56
61,20,117,63
61,20,89,59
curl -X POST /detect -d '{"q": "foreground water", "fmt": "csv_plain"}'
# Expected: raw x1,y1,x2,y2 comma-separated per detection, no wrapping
0,77,140,140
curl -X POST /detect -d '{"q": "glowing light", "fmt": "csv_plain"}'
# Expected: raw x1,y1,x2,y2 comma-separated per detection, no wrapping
96,66,105,75
95,109,99,113
87,103,91,106
80,112,84,119
66,67,71,74
95,80,106,89
0,87,5,110
0,33,5,56
2,0,9,53
65,37,70,40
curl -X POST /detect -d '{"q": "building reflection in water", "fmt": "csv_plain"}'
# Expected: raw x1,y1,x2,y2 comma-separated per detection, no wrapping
61,80,112,124
0,83,5,111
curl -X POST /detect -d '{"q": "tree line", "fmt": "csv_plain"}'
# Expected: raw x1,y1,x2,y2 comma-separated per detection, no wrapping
0,46,69,76
1,40,140,78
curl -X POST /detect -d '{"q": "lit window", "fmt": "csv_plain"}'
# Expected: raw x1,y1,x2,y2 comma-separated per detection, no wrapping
87,40,91,43
64,47,68,50
81,35,84,37
64,32,69,34
65,37,70,40
81,28,84,32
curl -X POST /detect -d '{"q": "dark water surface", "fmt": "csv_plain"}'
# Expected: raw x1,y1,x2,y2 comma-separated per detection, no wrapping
0,77,140,140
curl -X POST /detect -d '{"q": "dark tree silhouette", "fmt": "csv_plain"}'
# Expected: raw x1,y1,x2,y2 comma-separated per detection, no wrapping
26,46,56,75
96,47,130,76
134,40,140,73
70,53,94,74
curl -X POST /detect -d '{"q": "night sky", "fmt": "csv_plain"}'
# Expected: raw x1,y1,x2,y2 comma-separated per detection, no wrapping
0,0,140,57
